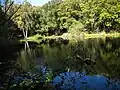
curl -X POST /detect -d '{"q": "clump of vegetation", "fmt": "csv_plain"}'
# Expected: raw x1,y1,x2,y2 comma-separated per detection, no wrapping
8,69,54,90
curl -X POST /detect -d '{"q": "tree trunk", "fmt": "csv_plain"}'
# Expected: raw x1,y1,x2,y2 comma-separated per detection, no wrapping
22,29,25,38
25,30,28,38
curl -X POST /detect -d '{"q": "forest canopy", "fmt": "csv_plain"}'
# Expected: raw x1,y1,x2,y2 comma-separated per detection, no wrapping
0,0,120,40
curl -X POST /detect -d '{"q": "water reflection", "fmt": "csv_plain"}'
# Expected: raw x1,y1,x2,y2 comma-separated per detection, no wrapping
16,38,120,79
53,72,120,90
15,41,36,72
1,37,120,89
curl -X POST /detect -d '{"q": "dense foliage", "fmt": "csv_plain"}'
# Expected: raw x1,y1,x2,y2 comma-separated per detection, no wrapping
0,0,22,39
0,0,120,39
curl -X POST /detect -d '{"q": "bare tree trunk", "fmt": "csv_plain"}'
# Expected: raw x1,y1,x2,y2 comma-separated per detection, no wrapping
22,29,28,39
22,29,25,38
25,30,28,38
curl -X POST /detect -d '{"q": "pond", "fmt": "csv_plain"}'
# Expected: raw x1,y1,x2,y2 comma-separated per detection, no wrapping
0,37,120,90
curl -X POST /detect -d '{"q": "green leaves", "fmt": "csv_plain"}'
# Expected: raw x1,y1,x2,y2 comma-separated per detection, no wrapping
1,0,120,39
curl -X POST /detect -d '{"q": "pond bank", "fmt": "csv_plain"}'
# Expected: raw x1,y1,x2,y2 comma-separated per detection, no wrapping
21,32,120,43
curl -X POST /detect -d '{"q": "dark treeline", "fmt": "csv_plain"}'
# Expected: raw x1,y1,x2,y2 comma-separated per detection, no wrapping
0,0,120,40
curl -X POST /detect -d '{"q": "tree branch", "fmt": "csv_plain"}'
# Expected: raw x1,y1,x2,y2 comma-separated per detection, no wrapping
3,4,22,25
4,1,14,15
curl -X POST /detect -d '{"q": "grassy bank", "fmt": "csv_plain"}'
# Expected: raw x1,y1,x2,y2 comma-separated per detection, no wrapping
84,32,120,39
20,32,120,43
20,34,63,43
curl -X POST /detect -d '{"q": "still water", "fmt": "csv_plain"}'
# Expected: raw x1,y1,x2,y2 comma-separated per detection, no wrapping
0,37,120,89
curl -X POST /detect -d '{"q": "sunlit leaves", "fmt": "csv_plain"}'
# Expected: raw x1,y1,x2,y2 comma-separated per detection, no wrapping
1,0,120,39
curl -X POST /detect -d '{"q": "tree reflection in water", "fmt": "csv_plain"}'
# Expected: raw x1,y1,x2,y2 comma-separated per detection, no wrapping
1,38,120,89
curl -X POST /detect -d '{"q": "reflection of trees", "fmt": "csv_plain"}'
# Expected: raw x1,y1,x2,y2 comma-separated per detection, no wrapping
16,41,35,72
42,44,72,73
70,38,120,78
40,38,120,79
98,38,120,78
13,38,120,79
